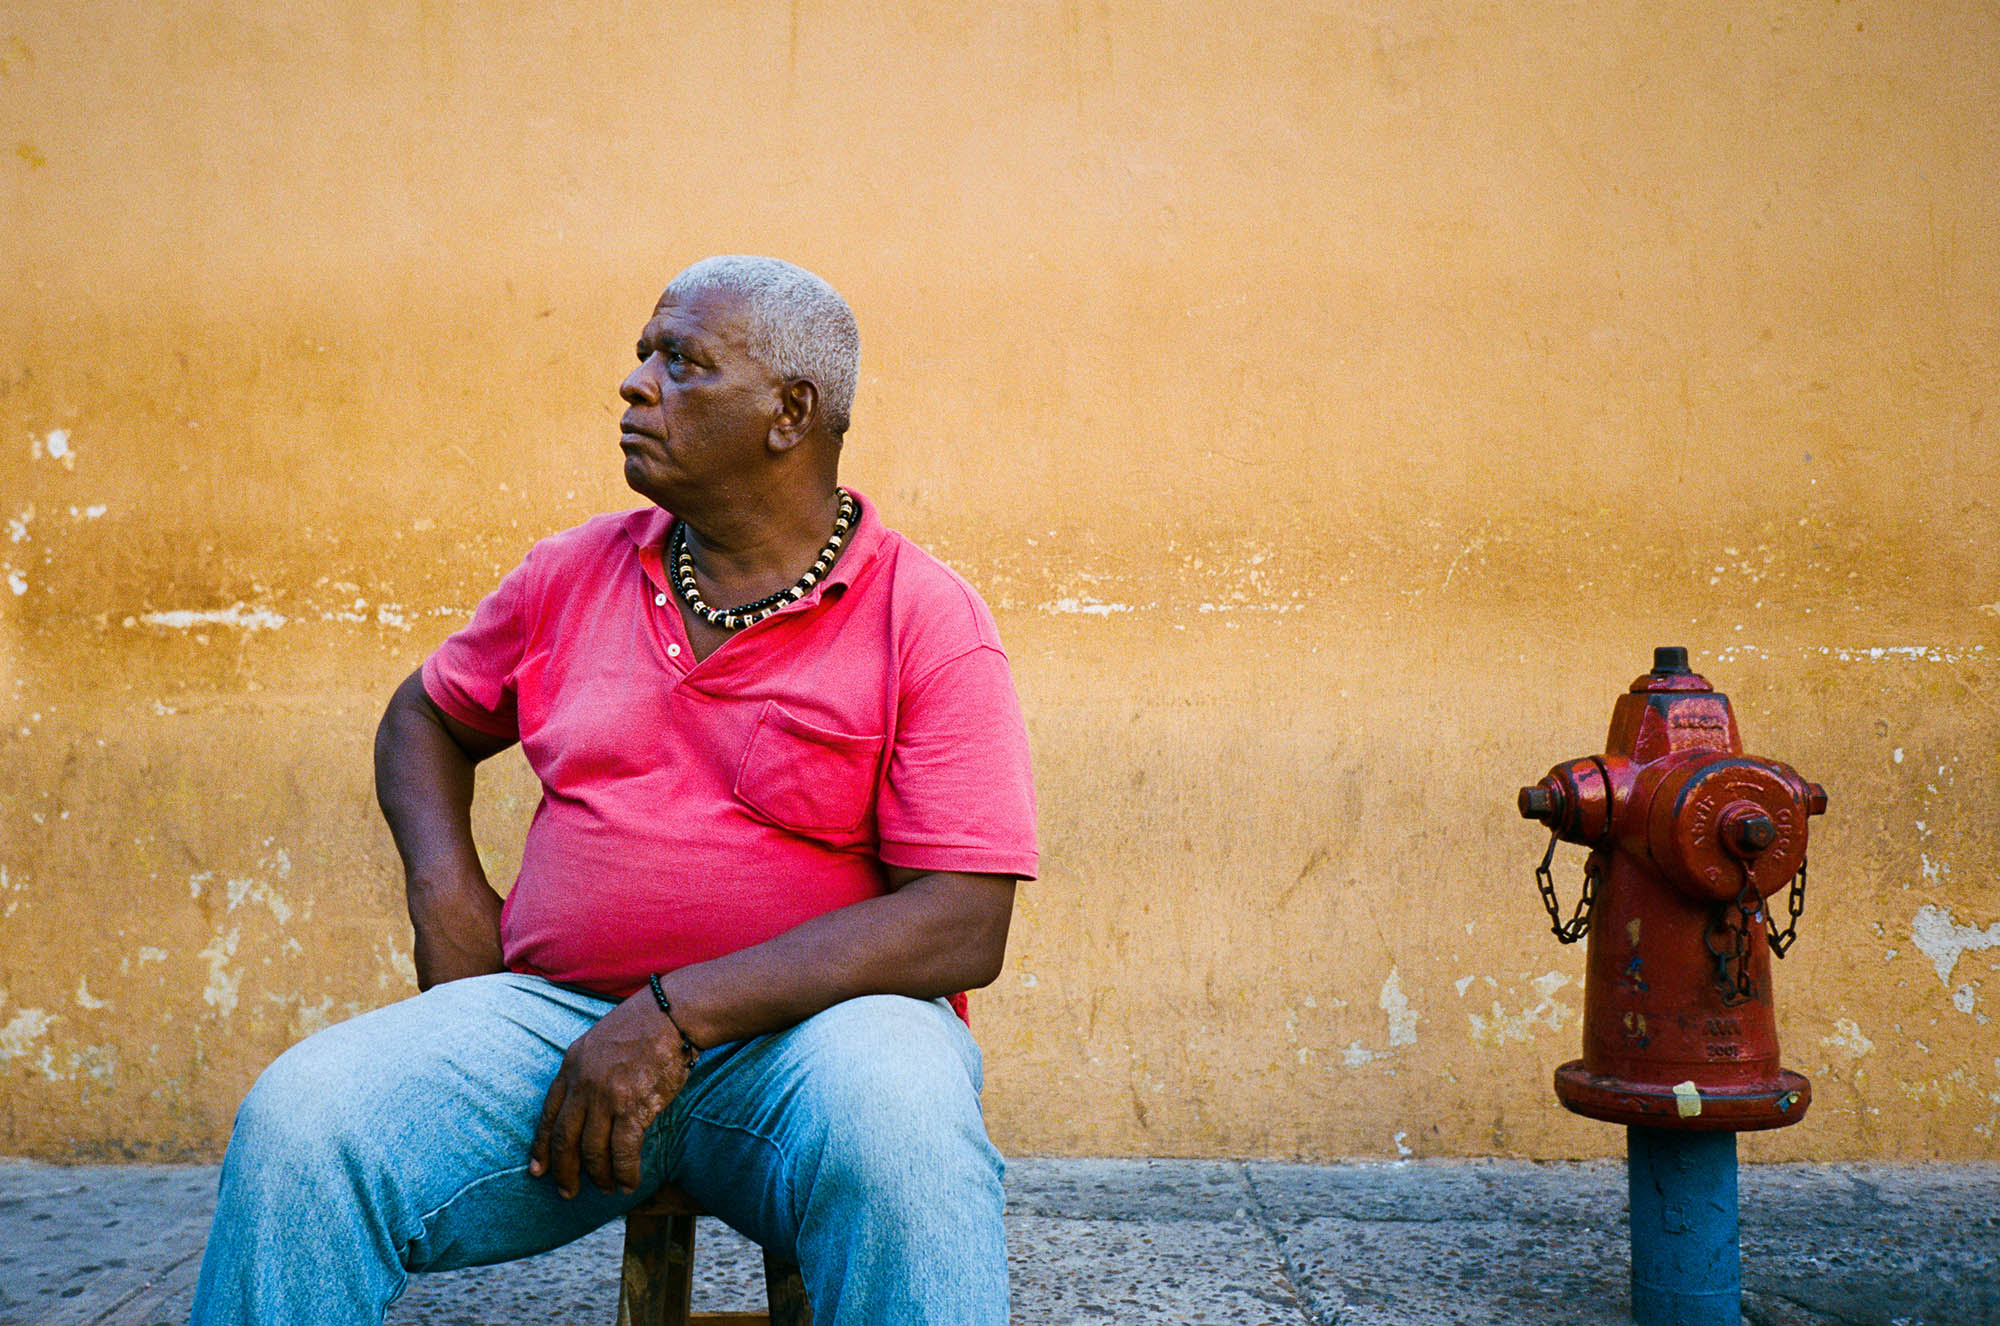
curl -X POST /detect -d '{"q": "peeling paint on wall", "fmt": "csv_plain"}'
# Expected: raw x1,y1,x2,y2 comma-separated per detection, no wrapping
1911,905,2000,987
0,1005,56,1062
1040,597,1136,616
137,605,288,631
1468,972,1576,1048
199,929,242,1017
1822,1017,1875,1056
222,849,296,925
31,428,74,469
1380,967,1418,1047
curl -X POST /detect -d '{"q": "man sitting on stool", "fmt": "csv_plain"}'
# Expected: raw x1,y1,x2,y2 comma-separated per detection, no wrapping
189,255,1038,1326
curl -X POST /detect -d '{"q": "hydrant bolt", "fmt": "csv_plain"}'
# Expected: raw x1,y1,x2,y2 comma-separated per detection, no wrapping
1728,812,1777,855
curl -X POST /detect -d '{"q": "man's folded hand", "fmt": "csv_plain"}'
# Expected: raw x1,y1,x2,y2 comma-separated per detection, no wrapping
528,993,691,1198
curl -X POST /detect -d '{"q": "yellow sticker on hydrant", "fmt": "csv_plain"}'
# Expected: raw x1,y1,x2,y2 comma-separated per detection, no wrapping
1673,1080,1702,1118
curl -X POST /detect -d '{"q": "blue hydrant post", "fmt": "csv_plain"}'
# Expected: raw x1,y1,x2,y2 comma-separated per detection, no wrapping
1627,1126,1740,1325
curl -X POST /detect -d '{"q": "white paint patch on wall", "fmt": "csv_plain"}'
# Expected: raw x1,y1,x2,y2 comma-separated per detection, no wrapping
224,875,293,926
74,978,108,1011
1380,967,1419,1047
1040,597,1137,616
1821,644,1987,664
262,992,348,1039
138,604,288,631
1712,643,1989,666
69,1043,119,1085
1822,1017,1875,1056
1468,971,1575,1048
199,928,243,1017
0,1007,56,1062
1911,905,2000,987
377,944,418,991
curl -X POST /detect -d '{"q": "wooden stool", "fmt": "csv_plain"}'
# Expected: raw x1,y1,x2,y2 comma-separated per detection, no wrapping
617,1182,812,1326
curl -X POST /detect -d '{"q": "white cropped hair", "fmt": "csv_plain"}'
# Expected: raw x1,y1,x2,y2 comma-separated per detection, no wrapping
667,255,861,434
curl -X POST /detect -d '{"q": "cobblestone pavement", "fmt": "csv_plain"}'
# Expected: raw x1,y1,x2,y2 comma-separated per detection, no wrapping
2,1157,1995,1324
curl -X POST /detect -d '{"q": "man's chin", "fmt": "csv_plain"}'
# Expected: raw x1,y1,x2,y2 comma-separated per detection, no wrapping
621,456,676,508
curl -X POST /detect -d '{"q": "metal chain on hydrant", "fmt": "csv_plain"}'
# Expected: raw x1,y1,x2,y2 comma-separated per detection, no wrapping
1704,856,1810,1000
1534,828,1597,944
1706,866,1761,1006
1766,857,1807,958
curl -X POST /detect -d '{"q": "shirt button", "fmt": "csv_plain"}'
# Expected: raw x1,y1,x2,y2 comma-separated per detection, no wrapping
667,644,682,658
654,593,667,607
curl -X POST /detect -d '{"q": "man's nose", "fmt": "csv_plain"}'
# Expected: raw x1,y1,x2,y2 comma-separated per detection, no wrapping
620,359,657,404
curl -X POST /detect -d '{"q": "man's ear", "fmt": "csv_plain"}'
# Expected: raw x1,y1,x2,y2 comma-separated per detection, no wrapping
768,378,818,454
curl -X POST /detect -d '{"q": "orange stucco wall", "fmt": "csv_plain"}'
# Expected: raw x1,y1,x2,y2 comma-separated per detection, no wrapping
2,2,1995,1162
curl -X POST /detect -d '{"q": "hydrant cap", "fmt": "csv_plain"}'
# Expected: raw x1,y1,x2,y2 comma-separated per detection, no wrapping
1630,646,1714,694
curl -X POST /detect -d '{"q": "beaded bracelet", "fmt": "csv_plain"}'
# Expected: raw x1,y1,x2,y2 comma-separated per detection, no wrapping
647,973,700,1068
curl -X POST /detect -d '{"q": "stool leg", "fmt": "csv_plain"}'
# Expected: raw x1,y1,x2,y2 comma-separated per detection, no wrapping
619,1209,697,1326
762,1250,811,1326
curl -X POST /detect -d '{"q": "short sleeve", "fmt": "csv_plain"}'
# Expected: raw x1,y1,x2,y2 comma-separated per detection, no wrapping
421,550,540,739
876,644,1039,879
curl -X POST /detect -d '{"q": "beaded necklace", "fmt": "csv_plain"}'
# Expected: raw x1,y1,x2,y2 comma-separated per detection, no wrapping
669,488,857,631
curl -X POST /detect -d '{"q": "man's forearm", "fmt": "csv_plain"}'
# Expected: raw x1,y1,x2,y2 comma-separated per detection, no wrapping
374,668,511,988
653,869,1015,1049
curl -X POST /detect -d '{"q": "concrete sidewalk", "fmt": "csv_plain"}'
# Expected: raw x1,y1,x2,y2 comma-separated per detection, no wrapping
1,1157,1995,1325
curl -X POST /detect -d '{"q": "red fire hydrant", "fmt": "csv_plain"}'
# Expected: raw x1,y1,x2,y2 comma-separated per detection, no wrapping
1518,646,1827,1324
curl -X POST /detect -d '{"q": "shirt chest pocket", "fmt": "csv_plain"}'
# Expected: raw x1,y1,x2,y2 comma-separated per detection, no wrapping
733,701,887,836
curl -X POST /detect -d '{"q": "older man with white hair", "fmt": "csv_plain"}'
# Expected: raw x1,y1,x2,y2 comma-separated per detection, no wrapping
189,256,1036,1325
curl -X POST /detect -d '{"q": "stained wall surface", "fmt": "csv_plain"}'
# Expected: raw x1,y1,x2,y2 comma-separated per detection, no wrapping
1,2,1995,1162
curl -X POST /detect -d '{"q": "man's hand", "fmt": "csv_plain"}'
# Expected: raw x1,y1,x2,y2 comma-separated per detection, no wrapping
527,869,1015,1198
529,993,690,1198
406,880,505,988
375,668,515,990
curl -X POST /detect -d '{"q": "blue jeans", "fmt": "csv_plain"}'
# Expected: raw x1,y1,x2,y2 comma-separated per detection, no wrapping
188,974,1007,1325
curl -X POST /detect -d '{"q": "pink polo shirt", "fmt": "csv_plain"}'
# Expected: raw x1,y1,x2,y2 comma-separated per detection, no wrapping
421,491,1038,1003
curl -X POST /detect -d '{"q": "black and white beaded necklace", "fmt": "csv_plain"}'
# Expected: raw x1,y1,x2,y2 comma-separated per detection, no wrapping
669,489,857,631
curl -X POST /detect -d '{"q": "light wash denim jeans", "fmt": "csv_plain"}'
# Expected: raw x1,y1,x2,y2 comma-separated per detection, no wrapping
188,974,1006,1325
